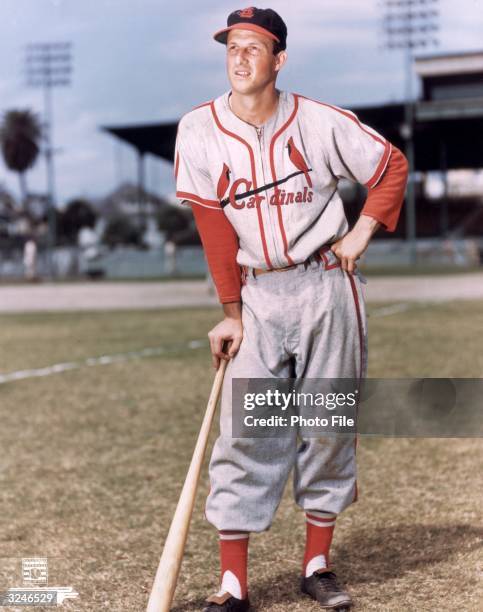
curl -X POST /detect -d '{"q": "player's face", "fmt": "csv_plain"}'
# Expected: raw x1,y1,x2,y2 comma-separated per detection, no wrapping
226,30,285,95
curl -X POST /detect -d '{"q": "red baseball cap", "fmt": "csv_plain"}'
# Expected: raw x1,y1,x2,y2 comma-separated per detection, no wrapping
213,7,287,50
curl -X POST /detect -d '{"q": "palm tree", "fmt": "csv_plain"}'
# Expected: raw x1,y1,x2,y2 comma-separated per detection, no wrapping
0,109,42,211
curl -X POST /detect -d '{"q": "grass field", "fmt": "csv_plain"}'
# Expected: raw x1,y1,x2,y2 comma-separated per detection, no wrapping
0,302,482,611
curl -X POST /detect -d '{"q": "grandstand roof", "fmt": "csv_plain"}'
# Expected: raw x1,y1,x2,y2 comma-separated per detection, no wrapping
102,98,483,172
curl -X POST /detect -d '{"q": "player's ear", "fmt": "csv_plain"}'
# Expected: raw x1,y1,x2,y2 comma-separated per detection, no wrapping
274,50,287,73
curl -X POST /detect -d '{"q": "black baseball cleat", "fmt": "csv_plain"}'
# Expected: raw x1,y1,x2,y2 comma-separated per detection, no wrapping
301,569,353,610
202,591,250,611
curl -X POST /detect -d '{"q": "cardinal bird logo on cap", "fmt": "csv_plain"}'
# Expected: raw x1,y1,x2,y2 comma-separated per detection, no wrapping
217,163,231,200
238,7,255,18
287,137,312,188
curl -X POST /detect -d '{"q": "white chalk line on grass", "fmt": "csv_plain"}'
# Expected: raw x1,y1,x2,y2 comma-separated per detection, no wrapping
371,302,411,317
0,302,424,385
370,301,441,317
0,339,208,385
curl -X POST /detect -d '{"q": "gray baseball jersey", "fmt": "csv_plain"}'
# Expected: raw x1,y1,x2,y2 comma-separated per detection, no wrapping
175,89,391,270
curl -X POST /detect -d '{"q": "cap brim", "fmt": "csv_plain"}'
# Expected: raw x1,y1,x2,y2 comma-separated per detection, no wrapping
213,23,280,45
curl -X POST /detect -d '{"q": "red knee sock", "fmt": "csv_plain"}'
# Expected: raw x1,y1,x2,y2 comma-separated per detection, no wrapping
302,511,336,577
218,531,249,600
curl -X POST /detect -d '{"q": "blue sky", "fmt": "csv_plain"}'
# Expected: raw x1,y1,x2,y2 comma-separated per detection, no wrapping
0,0,482,206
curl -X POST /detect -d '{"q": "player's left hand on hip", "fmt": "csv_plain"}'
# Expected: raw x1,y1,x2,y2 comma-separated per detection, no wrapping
330,230,370,274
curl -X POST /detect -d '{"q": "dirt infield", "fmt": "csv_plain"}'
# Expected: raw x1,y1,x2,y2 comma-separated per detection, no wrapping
1,272,483,312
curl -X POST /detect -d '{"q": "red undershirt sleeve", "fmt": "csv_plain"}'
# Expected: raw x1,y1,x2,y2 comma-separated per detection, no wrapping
174,114,242,303
360,145,409,232
190,204,242,304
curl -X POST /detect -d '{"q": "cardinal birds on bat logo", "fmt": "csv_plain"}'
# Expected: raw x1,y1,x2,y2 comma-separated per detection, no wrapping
216,139,313,210
286,137,312,188
237,7,255,18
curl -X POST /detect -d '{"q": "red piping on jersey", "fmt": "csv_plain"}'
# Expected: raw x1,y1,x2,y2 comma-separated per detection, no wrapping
210,101,273,269
176,102,212,204
365,142,392,189
298,93,393,191
269,94,299,266
176,191,221,209
191,101,212,111
297,93,387,146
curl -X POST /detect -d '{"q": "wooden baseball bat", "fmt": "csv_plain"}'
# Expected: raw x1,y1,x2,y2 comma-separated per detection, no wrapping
146,356,229,612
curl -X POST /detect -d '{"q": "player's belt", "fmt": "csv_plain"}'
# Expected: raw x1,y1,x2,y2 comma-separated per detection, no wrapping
251,245,334,278
252,264,297,277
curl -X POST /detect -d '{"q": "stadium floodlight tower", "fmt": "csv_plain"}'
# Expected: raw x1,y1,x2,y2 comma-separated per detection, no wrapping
381,0,439,265
25,42,72,277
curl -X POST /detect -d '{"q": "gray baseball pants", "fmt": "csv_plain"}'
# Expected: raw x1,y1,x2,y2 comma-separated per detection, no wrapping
205,251,367,532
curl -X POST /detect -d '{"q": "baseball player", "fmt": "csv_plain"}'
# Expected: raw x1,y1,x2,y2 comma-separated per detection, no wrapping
174,7,408,611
